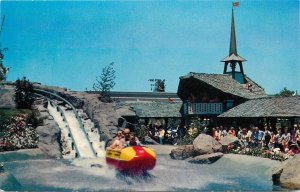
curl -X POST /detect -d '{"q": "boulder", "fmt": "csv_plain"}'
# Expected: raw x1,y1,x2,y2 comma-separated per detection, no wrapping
187,152,224,164
272,154,300,190
170,145,194,160
0,86,16,108
219,135,239,146
36,118,62,159
193,134,222,155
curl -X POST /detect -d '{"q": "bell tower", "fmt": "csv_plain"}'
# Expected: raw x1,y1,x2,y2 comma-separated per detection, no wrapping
221,7,246,84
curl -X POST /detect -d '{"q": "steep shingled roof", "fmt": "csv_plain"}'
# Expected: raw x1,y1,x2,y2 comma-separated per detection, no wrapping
177,73,267,100
218,96,300,118
129,102,182,118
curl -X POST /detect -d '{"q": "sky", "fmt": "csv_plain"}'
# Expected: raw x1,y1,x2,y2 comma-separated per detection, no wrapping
0,0,299,94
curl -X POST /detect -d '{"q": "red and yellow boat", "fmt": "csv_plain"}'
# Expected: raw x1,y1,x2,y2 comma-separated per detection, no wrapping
106,146,156,173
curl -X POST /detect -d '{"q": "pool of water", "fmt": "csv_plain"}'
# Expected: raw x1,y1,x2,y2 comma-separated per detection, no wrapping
0,149,283,191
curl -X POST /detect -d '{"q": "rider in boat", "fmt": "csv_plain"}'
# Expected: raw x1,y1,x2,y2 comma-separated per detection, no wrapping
108,130,125,151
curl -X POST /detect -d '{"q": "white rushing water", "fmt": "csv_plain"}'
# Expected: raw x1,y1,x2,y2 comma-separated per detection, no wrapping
63,109,96,158
47,102,74,158
47,101,95,158
1,148,281,191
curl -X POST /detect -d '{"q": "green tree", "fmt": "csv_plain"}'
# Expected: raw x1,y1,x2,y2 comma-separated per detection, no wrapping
154,79,166,92
93,62,116,102
0,16,8,83
275,87,295,97
15,77,34,109
0,48,8,82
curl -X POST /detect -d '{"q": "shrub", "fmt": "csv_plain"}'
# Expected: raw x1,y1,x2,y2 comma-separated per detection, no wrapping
15,77,34,109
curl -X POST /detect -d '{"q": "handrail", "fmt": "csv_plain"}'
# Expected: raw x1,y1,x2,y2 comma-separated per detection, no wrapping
33,92,81,157
33,88,97,157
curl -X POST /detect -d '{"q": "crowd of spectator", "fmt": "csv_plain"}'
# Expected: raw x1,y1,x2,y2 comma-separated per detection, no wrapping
143,120,300,159
211,123,300,158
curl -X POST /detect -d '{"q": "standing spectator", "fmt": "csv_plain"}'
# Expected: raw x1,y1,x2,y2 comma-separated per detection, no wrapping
268,131,277,150
214,127,221,141
177,124,184,143
262,125,271,147
237,126,243,139
158,127,165,144
276,128,283,151
295,123,300,147
154,127,159,142
251,127,264,147
220,125,227,138
281,127,291,152
212,127,216,138
228,127,236,137
246,126,254,144
290,124,298,144
240,128,248,146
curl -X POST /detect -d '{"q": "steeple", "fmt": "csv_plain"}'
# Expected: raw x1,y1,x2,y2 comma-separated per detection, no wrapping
229,8,237,56
221,6,246,84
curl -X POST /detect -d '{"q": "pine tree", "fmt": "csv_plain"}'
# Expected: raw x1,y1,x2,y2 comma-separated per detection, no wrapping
93,62,116,102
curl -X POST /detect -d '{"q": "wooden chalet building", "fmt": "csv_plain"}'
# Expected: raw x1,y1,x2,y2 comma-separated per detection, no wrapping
177,8,267,123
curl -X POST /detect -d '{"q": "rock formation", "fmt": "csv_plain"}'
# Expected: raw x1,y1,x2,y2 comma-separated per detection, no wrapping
219,135,239,147
170,145,194,160
193,134,223,155
35,104,62,159
170,134,224,163
272,154,300,190
187,152,224,164
0,84,16,108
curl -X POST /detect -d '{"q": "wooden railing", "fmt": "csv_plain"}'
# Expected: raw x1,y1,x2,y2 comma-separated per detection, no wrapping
184,102,223,115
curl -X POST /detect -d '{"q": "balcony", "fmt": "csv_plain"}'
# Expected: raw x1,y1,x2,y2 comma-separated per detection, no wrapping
183,102,223,115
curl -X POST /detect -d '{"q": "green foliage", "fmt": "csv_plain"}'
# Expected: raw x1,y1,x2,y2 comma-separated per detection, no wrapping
228,146,285,161
93,62,116,102
275,87,295,97
0,47,8,82
181,134,194,145
26,109,45,128
15,77,34,109
0,108,31,124
154,79,166,92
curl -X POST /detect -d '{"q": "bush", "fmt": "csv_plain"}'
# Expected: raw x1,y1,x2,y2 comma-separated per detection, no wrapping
26,109,45,128
15,77,34,109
